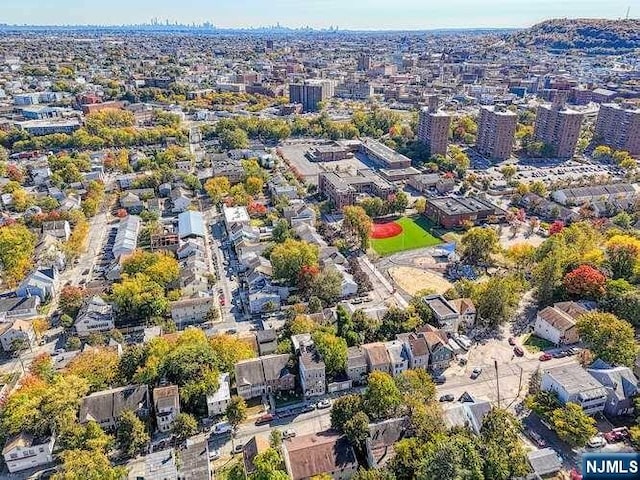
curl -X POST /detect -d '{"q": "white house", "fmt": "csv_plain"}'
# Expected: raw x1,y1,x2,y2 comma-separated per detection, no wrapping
16,267,58,302
2,433,55,473
74,296,115,337
207,373,231,417
533,302,586,346
170,297,214,327
153,385,180,433
541,364,608,415
0,320,36,352
384,340,410,377
333,265,358,298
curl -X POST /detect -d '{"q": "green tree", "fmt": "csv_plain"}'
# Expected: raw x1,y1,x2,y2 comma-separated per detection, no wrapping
52,449,127,480
331,394,364,431
364,371,402,421
111,273,169,321
171,412,198,442
116,409,149,458
226,396,248,433
250,448,289,480
576,312,637,367
219,127,249,150
395,368,436,403
270,239,319,284
272,219,292,243
472,274,525,327
312,330,348,378
551,403,597,448
204,176,231,203
308,269,343,307
0,223,36,287
461,227,499,265
121,250,180,288
480,408,530,480
344,411,370,453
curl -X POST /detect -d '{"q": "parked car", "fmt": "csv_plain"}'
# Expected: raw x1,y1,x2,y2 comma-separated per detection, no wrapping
539,353,552,361
213,421,232,435
282,429,296,439
316,399,332,409
513,346,524,357
508,337,516,346
604,427,629,443
209,448,221,460
470,368,482,379
255,414,274,425
439,394,455,402
587,436,606,449
553,350,569,358
526,429,547,448
231,444,244,455
433,374,447,384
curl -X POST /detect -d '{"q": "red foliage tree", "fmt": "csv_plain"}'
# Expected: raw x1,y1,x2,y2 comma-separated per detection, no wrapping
6,164,25,183
247,202,267,217
297,264,320,292
116,208,128,218
562,265,606,299
549,220,564,235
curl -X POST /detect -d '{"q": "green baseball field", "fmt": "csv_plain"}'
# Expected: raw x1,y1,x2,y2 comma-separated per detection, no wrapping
371,216,442,256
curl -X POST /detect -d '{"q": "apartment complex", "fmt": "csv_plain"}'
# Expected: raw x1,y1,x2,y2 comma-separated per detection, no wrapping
289,80,334,112
476,105,517,161
318,170,396,210
595,103,640,156
533,93,584,158
417,96,451,157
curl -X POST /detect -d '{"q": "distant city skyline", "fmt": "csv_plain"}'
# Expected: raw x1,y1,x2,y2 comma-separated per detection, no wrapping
1,0,636,30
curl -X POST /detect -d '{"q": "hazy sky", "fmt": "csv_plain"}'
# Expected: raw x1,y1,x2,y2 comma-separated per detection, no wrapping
1,0,635,29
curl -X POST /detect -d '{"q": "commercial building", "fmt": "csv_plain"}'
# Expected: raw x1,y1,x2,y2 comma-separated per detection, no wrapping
335,81,373,100
423,196,505,229
541,364,608,415
318,170,395,210
289,80,334,113
476,105,517,161
594,103,640,156
360,138,412,169
417,96,451,157
357,53,372,71
533,93,584,158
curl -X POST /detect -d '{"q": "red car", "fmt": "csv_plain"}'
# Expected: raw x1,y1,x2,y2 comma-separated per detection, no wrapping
219,296,226,306
255,414,274,426
604,427,629,443
513,346,524,357
508,337,516,346
569,469,583,480
539,353,552,361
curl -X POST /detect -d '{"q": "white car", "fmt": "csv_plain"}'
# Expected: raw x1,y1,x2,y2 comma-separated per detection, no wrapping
587,436,606,449
209,448,221,460
282,429,296,439
316,399,332,409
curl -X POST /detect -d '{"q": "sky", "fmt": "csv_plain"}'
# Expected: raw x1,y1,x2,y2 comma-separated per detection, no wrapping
0,0,635,30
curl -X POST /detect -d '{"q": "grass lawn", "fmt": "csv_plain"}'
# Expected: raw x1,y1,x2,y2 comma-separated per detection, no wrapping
371,216,442,256
523,334,555,353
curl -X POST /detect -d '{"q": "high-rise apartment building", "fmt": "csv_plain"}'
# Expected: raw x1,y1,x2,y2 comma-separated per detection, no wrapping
289,80,334,113
417,96,451,157
533,93,584,158
594,103,640,156
357,53,372,72
476,104,517,161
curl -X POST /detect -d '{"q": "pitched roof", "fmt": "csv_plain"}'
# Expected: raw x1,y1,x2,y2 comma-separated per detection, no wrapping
285,432,357,480
537,306,576,331
79,385,149,424
243,435,270,475
362,342,390,367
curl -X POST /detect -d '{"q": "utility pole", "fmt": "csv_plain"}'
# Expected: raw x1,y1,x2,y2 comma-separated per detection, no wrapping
494,359,501,408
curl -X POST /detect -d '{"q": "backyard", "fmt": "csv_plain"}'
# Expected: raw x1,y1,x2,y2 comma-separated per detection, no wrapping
371,216,442,256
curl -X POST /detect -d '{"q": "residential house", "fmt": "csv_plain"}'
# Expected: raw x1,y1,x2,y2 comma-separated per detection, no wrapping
177,437,212,480
41,220,71,241
262,354,295,395
0,319,36,352
119,192,143,213
423,295,460,332
442,391,492,434
527,448,563,478
533,301,587,346
170,187,191,213
207,373,231,417
362,342,391,374
112,215,141,260
256,329,278,356
384,340,409,377
418,325,455,372
235,354,294,399
248,290,282,315
16,267,58,302
126,448,177,480
74,296,115,337
299,342,326,398
283,432,358,480
346,346,368,385
243,436,270,477
365,417,407,469
541,364,608,415
331,264,358,298
450,298,477,330
283,202,316,227
2,433,55,473
178,211,206,239
398,332,430,370
79,385,150,430
153,385,180,433
587,359,639,417
223,205,250,232
176,239,205,260
0,296,40,322
170,298,214,327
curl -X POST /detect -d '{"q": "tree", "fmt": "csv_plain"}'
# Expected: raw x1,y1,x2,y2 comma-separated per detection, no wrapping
343,205,373,250
378,307,420,339
308,269,343,307
66,347,119,392
204,176,230,203
311,330,347,378
219,127,249,150
480,408,530,480
116,409,149,458
551,403,597,448
111,273,169,321
0,223,36,286
59,285,87,318
344,411,370,452
209,334,256,373
29,353,55,382
562,265,606,299
363,371,402,421
331,394,364,431
272,219,292,243
250,448,289,480
500,165,517,182
414,197,426,214
395,368,436,403
548,220,564,235
529,180,548,197
288,314,317,336
226,396,247,434
171,413,198,442
245,176,264,195
461,227,499,265
270,239,319,284
577,312,637,367
269,429,283,449
121,250,179,288
606,235,640,280
52,449,127,480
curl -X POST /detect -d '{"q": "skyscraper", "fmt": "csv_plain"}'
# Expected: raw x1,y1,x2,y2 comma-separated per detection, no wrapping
288,80,334,113
357,53,372,72
533,92,584,158
594,103,640,156
417,95,451,157
476,105,517,161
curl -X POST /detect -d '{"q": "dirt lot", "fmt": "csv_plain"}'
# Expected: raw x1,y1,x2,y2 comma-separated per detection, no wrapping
388,266,453,295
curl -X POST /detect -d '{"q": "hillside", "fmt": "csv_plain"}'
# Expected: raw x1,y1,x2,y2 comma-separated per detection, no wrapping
511,18,640,53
